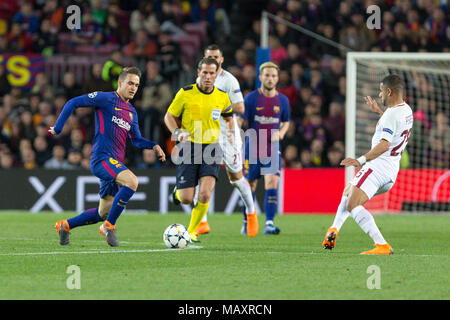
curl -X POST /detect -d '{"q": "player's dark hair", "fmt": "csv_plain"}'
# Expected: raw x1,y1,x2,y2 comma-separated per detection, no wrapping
118,66,142,80
381,74,404,93
197,57,219,71
204,44,223,56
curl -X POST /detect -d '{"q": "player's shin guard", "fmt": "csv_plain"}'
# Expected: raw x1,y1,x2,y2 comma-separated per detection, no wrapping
67,208,102,229
106,186,135,226
188,201,209,234
264,189,277,223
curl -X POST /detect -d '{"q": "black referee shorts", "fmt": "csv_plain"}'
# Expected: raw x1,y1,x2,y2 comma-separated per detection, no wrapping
175,142,222,189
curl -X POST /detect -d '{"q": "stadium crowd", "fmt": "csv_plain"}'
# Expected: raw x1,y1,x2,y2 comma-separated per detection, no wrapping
0,0,449,171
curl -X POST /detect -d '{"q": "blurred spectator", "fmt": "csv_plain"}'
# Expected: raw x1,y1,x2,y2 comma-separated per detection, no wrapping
429,111,450,152
156,31,182,82
299,149,314,168
83,63,110,93
137,59,172,141
130,2,158,34
240,64,256,94
12,1,39,35
69,128,85,151
310,138,325,166
31,72,53,101
6,21,33,52
283,144,301,168
123,29,158,66
33,135,52,167
277,69,300,108
21,147,36,170
268,35,287,65
33,18,58,56
325,146,344,167
0,64,11,96
71,11,103,47
44,144,71,169
102,51,123,91
137,149,163,169
60,72,82,99
323,101,345,144
0,151,14,169
66,148,83,169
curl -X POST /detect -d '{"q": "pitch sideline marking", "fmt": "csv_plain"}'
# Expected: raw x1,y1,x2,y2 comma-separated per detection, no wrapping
0,245,203,256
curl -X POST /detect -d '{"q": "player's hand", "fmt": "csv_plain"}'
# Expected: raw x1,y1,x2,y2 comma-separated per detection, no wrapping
364,96,383,115
153,145,166,162
271,130,283,142
173,128,190,143
340,157,361,167
48,126,57,136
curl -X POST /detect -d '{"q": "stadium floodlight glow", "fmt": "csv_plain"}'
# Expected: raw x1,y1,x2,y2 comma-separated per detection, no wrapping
346,52,450,213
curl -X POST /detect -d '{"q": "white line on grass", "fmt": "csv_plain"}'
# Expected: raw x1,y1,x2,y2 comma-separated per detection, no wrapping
0,245,203,256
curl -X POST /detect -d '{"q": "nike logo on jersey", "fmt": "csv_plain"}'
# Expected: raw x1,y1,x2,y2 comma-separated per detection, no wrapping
115,107,122,111
256,107,264,111
112,116,131,131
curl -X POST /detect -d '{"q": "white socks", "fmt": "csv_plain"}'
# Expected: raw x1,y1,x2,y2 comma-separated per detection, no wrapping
351,205,387,245
231,177,255,214
331,195,350,231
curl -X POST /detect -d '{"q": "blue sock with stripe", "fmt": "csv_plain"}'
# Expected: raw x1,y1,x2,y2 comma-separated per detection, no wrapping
67,208,102,229
264,189,278,224
106,186,135,226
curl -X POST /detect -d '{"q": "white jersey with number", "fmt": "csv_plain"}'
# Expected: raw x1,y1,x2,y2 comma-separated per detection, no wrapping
370,102,414,179
197,69,244,172
351,102,413,199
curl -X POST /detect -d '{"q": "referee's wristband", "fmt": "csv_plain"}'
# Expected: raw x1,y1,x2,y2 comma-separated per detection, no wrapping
356,156,367,166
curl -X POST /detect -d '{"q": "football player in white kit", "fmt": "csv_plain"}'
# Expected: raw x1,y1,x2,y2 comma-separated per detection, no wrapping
322,74,413,255
173,44,258,237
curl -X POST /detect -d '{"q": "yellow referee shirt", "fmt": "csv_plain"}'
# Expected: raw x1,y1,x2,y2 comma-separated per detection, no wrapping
168,84,232,144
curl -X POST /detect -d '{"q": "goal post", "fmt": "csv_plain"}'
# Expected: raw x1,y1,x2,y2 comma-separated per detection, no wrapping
346,52,450,214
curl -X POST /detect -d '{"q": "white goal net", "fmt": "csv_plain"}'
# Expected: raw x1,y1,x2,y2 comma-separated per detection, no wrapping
346,52,450,214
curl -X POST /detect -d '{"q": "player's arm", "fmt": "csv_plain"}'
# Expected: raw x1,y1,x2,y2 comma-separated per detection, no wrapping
228,77,245,114
49,92,104,135
365,96,384,115
272,96,291,141
129,113,166,162
341,139,391,167
222,106,235,143
342,115,395,167
164,89,190,142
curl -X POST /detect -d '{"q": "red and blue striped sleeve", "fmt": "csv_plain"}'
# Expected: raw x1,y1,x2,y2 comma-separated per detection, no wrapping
53,91,107,134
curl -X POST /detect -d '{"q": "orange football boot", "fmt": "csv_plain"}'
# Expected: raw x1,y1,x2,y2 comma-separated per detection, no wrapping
195,221,211,236
246,210,259,237
361,243,394,255
322,227,338,250
55,220,70,246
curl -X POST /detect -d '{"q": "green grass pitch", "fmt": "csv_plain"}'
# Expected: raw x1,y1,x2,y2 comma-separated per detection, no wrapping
0,211,448,300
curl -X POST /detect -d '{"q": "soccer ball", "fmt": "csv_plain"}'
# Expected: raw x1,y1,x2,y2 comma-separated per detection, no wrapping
163,224,191,249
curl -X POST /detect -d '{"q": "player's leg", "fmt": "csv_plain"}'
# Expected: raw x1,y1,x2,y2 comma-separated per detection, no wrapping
263,173,280,235
54,177,113,246
346,169,394,255
322,184,352,250
241,158,260,234
187,175,216,241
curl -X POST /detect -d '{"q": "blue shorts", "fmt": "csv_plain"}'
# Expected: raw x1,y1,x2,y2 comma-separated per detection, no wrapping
244,151,281,181
91,157,129,198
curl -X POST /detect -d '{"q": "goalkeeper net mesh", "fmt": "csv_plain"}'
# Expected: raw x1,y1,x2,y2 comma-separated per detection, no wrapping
353,55,450,214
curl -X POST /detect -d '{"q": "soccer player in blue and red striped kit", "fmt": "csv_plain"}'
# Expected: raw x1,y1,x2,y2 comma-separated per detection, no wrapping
51,67,166,247
238,62,290,234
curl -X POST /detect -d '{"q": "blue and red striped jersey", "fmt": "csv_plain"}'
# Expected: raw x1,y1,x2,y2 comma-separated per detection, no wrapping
54,91,157,163
240,89,290,159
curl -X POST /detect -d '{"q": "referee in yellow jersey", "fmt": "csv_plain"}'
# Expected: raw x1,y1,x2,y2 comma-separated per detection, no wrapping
164,57,234,242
